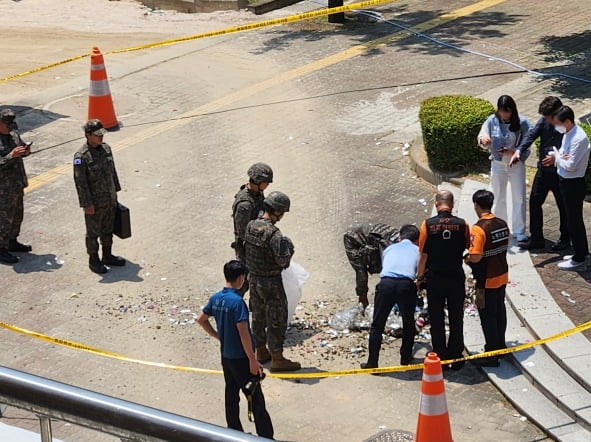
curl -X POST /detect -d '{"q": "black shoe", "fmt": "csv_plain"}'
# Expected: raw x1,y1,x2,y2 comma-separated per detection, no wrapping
8,239,32,252
551,240,571,252
89,254,108,274
0,248,19,264
519,240,545,251
360,362,381,375
400,356,413,366
472,357,499,367
102,254,126,266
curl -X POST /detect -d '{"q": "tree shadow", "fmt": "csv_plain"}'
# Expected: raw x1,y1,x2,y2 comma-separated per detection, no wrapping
249,7,522,59
532,31,591,100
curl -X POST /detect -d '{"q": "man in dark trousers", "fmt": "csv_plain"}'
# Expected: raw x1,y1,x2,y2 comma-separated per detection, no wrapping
343,222,399,309
511,97,569,251
0,109,32,264
543,106,590,271
361,224,420,369
198,260,274,439
73,119,126,274
417,190,470,369
466,190,510,367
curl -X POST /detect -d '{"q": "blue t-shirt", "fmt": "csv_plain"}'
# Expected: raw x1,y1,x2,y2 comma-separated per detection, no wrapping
202,287,254,359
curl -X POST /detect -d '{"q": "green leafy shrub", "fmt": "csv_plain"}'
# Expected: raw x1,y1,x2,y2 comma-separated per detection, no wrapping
580,122,591,193
419,95,494,172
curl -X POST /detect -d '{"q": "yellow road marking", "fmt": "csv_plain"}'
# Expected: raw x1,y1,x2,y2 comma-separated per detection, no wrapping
24,0,510,195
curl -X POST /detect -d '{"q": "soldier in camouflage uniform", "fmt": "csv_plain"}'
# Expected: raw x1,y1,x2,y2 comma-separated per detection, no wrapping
0,109,32,265
244,191,300,372
232,163,273,294
73,119,126,274
343,222,399,308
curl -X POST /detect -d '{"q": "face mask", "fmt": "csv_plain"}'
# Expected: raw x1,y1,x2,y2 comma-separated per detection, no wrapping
555,125,567,134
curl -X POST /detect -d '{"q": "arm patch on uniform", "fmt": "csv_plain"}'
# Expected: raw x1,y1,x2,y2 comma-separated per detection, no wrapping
73,158,82,166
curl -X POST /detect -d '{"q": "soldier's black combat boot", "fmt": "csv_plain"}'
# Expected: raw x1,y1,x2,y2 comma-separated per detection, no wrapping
101,247,126,266
8,239,32,252
89,253,108,274
0,248,19,264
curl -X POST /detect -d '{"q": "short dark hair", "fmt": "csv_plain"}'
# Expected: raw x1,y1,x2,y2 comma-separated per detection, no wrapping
399,224,419,242
553,105,575,124
538,96,563,116
223,260,247,283
472,189,494,210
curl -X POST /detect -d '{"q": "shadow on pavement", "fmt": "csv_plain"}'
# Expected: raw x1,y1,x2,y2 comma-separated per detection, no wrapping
249,7,522,59
0,105,68,132
98,260,144,283
534,30,591,100
11,253,64,273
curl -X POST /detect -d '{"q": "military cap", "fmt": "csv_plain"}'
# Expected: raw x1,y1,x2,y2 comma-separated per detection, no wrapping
83,119,106,136
0,109,16,125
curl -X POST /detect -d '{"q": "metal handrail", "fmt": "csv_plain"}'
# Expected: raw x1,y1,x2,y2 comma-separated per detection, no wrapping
0,365,263,441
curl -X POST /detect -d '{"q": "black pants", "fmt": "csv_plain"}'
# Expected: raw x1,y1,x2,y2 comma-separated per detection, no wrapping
529,167,569,242
559,177,589,262
426,271,465,360
368,277,416,365
477,286,507,353
221,357,274,439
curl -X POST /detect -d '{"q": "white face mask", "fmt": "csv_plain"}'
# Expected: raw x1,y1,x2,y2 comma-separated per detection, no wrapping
555,125,567,134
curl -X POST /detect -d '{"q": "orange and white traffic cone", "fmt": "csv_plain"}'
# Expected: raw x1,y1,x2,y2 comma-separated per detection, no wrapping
88,46,118,130
415,352,453,442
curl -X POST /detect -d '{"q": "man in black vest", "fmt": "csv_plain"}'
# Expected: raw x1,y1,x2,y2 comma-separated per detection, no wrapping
417,190,470,370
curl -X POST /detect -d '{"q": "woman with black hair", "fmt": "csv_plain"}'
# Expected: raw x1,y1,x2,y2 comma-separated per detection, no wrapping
478,95,532,242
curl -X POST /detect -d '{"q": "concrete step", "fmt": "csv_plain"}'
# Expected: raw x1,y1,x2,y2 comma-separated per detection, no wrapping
464,312,591,441
443,180,591,441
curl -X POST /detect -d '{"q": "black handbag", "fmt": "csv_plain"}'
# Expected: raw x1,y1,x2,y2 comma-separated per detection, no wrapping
114,202,131,239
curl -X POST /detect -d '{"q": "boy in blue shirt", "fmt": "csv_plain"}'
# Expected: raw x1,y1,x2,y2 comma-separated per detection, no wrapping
198,260,274,439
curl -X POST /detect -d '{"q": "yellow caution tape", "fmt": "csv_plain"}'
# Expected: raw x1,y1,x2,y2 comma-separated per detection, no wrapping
0,0,397,83
0,319,590,379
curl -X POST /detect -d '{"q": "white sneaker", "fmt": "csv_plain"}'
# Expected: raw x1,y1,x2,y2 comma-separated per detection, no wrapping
562,254,591,265
558,258,588,271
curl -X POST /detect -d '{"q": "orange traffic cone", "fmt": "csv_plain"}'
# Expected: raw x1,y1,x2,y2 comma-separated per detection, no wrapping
415,352,453,442
88,46,118,130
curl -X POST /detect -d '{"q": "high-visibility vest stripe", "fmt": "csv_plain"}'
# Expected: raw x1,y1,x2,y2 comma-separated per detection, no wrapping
419,392,448,416
89,80,111,97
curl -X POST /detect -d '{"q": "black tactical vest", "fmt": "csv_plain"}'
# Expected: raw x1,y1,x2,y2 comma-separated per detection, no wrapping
424,211,467,274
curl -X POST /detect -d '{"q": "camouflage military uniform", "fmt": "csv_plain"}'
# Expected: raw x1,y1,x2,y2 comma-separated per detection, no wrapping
73,142,121,254
0,130,28,249
343,222,399,298
232,185,265,261
244,218,294,353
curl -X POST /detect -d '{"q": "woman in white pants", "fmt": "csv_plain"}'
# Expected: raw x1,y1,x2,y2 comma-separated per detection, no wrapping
478,95,532,242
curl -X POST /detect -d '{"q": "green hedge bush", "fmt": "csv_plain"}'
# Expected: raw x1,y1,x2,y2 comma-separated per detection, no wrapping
419,95,494,172
581,122,591,194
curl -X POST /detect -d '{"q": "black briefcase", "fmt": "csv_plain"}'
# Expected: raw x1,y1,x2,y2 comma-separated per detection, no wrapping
114,202,131,239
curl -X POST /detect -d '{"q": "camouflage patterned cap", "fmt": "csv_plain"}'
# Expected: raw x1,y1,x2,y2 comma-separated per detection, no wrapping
248,162,274,184
83,119,106,136
264,191,290,213
0,109,16,125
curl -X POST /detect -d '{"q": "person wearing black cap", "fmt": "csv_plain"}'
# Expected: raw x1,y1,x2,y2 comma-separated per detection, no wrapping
73,119,126,274
0,109,32,264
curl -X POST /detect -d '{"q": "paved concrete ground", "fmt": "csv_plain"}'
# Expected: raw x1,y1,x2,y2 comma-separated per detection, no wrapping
2,0,590,440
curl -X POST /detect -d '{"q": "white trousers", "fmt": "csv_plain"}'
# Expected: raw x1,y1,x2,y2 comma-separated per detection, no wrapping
490,159,526,236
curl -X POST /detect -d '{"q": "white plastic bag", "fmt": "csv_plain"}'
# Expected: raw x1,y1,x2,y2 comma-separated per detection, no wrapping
282,260,310,324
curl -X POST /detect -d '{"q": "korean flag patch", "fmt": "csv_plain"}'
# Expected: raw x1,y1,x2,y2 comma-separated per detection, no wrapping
73,158,82,166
